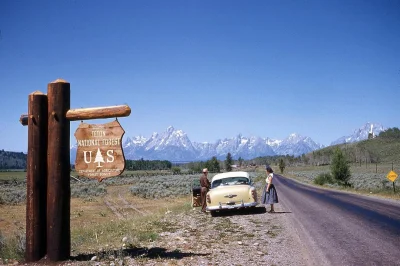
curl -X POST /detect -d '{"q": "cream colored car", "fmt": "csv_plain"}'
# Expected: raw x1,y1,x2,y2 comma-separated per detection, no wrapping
206,171,258,216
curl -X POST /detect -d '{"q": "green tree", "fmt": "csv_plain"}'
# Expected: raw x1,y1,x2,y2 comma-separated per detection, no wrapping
225,153,233,172
379,127,400,139
237,157,244,167
210,156,220,173
331,148,351,186
278,158,286,173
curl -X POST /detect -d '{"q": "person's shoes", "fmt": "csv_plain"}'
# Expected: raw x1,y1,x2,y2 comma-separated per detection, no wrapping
268,210,275,213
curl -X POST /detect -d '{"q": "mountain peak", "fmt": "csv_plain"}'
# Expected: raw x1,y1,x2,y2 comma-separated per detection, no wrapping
331,122,387,145
173,129,185,137
166,126,175,133
287,133,303,142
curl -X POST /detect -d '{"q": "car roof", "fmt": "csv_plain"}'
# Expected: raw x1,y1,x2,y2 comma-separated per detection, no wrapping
211,171,250,182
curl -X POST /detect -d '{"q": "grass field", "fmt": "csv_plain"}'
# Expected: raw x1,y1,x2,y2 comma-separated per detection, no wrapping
284,163,400,199
0,169,183,182
0,180,193,263
0,171,26,181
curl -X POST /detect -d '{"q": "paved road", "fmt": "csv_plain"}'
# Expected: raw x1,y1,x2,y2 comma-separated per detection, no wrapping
274,174,400,266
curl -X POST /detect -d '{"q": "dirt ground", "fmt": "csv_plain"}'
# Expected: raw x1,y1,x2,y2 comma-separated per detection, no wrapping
2,184,308,266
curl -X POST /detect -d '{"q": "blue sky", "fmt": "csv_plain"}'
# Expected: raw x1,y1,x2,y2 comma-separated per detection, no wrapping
1,0,399,152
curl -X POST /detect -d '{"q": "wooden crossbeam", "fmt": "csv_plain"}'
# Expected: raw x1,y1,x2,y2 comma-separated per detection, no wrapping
20,104,131,126
66,105,131,121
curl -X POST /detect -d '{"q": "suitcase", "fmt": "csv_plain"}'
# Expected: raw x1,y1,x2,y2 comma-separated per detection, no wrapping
191,186,202,207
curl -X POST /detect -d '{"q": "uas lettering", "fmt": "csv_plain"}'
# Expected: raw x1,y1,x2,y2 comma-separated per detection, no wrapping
83,149,115,165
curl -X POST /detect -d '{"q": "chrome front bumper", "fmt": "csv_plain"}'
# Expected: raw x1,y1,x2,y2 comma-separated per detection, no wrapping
206,201,258,211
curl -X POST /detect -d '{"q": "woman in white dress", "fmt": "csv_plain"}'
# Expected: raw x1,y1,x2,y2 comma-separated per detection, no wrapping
261,166,279,213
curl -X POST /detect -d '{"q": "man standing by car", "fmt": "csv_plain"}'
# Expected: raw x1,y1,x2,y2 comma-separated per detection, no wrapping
200,168,211,213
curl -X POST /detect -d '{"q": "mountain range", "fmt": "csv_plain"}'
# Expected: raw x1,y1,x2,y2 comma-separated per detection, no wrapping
70,122,387,162
330,122,386,145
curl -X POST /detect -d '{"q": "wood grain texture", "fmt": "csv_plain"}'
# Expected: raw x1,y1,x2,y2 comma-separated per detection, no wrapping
26,91,47,262
66,105,131,121
21,105,131,125
46,80,71,261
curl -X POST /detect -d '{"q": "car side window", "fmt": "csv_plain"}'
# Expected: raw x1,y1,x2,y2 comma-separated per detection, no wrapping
211,179,222,188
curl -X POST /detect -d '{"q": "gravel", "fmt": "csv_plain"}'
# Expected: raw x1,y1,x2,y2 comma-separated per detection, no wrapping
22,205,309,266
121,205,308,266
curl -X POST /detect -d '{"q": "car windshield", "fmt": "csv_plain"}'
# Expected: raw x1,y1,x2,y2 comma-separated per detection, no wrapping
211,177,249,188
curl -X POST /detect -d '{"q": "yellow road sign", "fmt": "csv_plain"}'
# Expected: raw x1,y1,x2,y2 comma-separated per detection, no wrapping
386,170,398,182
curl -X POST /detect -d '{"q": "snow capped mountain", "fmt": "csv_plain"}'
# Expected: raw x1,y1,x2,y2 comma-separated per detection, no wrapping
123,126,197,160
331,122,387,145
119,127,323,161
232,136,276,159
213,135,242,157
123,135,148,159
69,122,386,163
274,133,323,156
192,142,217,160
193,134,277,160
266,138,282,148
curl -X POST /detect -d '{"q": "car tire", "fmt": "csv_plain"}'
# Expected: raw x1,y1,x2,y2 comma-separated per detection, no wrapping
210,211,218,217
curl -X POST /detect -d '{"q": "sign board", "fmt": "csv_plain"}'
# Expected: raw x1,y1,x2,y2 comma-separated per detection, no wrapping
74,120,125,181
386,170,398,182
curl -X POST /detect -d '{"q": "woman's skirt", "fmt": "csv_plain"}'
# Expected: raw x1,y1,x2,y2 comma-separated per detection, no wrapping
261,184,278,204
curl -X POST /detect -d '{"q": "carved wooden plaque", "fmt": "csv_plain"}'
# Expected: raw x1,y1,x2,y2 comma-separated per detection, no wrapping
74,120,126,181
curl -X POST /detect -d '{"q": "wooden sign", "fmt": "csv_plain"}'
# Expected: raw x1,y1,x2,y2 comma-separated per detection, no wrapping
74,120,126,181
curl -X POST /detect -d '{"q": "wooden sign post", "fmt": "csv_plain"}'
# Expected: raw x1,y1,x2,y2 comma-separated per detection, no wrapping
47,80,71,261
25,91,48,262
20,79,131,262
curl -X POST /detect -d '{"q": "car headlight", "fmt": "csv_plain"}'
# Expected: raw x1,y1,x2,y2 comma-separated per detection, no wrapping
206,194,211,204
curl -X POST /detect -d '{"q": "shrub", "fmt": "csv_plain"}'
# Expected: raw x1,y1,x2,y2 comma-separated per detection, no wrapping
331,148,351,186
71,183,107,198
171,167,181,175
314,172,333,185
0,231,4,250
129,174,199,198
0,186,26,205
0,230,25,262
278,158,286,173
